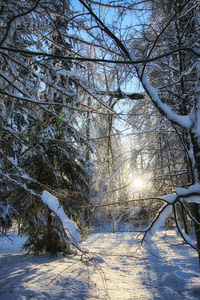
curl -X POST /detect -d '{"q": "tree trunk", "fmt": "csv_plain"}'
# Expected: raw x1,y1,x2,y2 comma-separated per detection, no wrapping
46,211,53,253
191,134,200,269
193,203,200,269
180,205,189,235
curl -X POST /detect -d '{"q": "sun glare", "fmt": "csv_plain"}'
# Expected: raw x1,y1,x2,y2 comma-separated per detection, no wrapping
132,178,144,190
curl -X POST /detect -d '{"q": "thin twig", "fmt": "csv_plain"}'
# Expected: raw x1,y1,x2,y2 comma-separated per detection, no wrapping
46,259,80,286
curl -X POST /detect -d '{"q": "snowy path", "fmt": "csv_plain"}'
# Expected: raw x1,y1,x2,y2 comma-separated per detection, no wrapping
0,230,199,299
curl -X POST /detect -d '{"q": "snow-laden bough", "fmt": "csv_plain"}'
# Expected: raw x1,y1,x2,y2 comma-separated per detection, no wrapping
143,184,200,252
41,191,81,247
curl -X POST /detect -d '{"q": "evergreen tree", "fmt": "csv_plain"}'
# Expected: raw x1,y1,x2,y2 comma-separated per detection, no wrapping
0,0,91,254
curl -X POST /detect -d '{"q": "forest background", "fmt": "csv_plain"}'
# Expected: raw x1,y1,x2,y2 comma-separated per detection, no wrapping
1,0,200,267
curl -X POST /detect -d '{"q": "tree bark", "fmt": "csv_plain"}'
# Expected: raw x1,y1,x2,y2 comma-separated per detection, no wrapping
191,134,200,269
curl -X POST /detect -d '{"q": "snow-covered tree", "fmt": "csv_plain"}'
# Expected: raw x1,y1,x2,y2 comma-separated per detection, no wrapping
70,0,200,264
1,0,200,265
133,0,200,258
0,0,92,254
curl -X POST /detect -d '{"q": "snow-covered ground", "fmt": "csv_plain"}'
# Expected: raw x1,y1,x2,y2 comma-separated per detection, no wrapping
0,230,199,299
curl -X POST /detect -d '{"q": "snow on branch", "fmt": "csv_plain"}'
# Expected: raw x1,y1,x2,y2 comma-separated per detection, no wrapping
129,52,192,131
75,0,194,131
41,191,81,247
144,203,172,242
0,46,199,64
143,184,200,252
